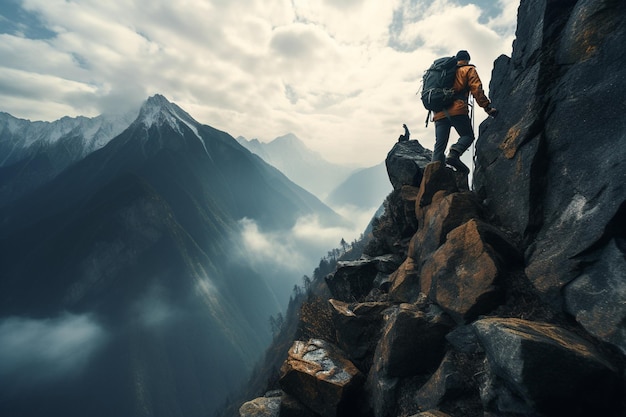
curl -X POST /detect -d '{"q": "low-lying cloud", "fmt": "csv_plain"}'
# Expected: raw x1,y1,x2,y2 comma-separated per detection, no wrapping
239,205,379,282
132,284,181,329
0,312,107,387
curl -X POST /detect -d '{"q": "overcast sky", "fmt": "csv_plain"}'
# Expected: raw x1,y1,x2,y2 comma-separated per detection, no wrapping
0,0,518,166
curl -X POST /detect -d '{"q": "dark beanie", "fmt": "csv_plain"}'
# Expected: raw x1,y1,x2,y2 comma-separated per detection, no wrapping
456,50,471,61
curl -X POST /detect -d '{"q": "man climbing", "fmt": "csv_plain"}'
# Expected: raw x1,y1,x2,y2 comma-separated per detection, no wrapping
431,50,497,174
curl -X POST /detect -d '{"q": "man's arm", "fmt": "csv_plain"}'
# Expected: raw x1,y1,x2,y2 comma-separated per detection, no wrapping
467,67,497,116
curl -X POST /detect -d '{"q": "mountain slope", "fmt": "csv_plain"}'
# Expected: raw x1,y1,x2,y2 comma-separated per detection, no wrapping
0,94,344,417
325,162,392,209
236,133,355,200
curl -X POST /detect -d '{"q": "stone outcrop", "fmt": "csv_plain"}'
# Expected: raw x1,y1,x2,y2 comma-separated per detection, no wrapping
238,1,626,416
239,392,282,417
474,0,626,353
474,317,621,416
385,140,432,190
278,339,364,417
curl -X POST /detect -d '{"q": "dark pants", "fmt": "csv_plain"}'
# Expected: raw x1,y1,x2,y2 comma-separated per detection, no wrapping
432,114,474,163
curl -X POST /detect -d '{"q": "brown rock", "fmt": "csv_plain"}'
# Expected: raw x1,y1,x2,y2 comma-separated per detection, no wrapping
421,219,504,323
411,191,482,268
415,162,458,208
239,396,281,417
279,339,364,417
388,257,421,303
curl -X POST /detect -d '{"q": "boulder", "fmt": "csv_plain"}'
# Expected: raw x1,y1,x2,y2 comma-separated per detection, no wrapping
329,299,392,371
445,325,482,354
415,162,458,208
364,368,399,417
411,191,483,268
279,339,364,417
372,302,453,378
474,0,626,332
414,351,470,411
387,257,420,303
473,317,621,417
239,396,281,417
564,238,626,354
420,219,505,323
385,140,432,190
325,259,379,302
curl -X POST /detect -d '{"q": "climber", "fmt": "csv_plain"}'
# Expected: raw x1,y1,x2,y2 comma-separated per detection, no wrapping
398,123,410,142
431,50,498,174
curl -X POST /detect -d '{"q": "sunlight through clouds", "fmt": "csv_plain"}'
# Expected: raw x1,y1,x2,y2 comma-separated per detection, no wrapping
0,0,519,166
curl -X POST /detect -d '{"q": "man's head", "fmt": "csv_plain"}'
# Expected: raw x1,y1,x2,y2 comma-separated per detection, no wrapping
456,50,471,61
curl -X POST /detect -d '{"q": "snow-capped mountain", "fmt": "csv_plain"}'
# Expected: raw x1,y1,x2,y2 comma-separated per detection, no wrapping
0,110,136,165
0,94,345,417
0,110,136,203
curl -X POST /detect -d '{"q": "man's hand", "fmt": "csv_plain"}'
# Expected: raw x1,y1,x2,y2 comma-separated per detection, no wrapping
485,107,498,117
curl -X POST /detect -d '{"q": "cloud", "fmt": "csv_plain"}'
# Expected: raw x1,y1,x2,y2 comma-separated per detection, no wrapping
238,207,376,277
0,0,519,166
132,284,180,328
0,313,107,387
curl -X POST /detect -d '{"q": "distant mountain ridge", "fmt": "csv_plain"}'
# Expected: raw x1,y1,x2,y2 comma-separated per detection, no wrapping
0,110,136,203
325,162,392,209
236,133,356,201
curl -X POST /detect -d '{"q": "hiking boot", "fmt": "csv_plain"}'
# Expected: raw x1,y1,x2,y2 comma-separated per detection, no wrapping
445,155,470,174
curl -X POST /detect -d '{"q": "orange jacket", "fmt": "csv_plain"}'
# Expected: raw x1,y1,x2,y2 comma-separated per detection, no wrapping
433,60,491,121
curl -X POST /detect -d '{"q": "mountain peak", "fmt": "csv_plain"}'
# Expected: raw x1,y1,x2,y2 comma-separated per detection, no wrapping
137,94,199,135
271,133,302,146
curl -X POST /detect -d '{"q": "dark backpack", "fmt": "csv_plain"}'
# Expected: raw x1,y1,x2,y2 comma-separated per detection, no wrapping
420,56,459,113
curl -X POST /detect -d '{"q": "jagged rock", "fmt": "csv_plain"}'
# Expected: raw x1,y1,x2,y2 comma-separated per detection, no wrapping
415,162,458,208
478,361,537,417
325,259,379,302
387,257,420,303
279,339,364,417
412,191,483,268
474,0,626,346
372,302,453,378
239,395,281,417
365,302,452,417
445,325,483,354
364,369,399,417
385,140,432,190
473,317,621,417
564,238,626,354
368,253,404,273
420,219,505,323
414,351,471,412
329,299,392,372
280,393,318,417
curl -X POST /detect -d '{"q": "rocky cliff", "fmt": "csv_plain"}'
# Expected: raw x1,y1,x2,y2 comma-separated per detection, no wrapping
237,1,626,416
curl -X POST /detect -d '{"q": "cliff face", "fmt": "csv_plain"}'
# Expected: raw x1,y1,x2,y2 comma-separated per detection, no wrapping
238,1,626,416
474,0,626,353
